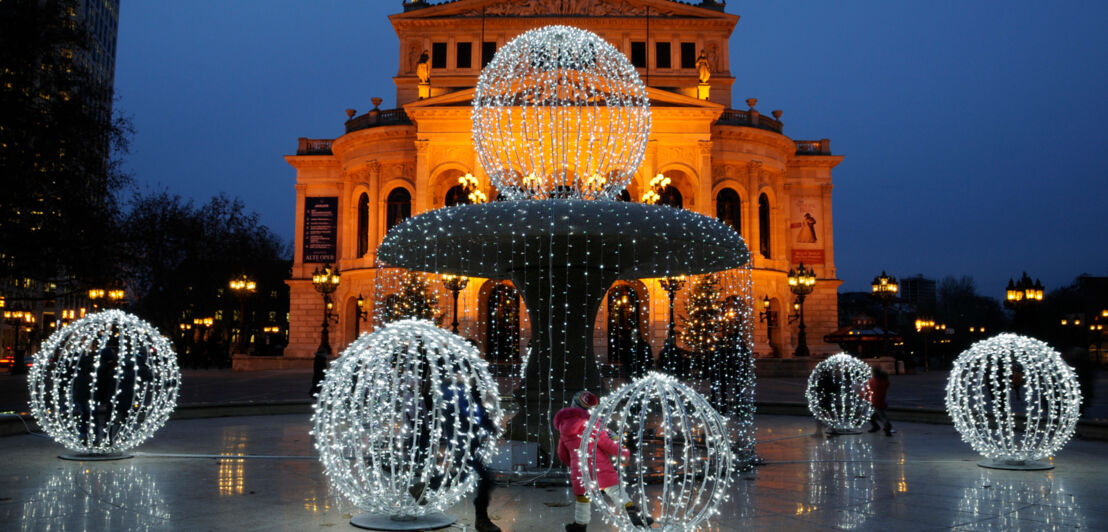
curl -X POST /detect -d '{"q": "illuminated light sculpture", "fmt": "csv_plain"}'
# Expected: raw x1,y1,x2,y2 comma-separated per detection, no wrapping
945,333,1080,470
580,372,733,531
473,25,650,201
806,353,873,434
28,310,180,460
311,319,502,530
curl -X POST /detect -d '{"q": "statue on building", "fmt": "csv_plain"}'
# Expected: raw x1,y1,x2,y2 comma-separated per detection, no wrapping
416,49,431,84
696,50,711,84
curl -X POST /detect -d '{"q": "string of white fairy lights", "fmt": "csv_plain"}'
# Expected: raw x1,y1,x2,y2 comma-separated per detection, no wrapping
580,372,734,530
311,319,502,517
945,333,1080,464
473,25,650,201
805,353,873,433
28,309,180,455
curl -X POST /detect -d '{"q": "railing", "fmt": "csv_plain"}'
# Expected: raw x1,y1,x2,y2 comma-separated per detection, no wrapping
296,138,333,155
715,109,783,134
794,139,832,156
344,108,413,134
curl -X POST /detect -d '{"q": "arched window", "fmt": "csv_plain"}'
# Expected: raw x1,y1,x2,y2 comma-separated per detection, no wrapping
386,188,412,232
445,184,471,207
486,284,520,361
617,189,631,202
658,186,683,209
758,193,771,259
716,188,741,234
356,193,369,258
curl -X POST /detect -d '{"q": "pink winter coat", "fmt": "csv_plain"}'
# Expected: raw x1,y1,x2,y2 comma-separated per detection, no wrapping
554,406,628,496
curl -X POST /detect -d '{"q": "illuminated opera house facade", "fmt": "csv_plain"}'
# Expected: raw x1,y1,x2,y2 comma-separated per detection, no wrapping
262,0,844,373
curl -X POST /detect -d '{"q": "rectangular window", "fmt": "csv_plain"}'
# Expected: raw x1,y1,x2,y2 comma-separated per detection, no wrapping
431,42,447,69
655,42,671,69
680,42,696,69
630,42,646,68
456,41,472,69
482,41,497,67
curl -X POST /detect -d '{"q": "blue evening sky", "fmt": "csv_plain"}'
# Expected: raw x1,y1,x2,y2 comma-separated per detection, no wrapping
114,1,1108,295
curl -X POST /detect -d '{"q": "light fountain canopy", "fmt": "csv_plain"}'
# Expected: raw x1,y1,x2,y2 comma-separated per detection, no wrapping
472,25,650,201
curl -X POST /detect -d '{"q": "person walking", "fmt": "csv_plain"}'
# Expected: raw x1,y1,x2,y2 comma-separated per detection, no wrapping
867,366,895,436
554,391,650,531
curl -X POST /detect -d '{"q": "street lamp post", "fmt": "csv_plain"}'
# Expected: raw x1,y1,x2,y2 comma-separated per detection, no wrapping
788,263,817,357
353,294,368,337
441,274,469,334
871,270,899,370
1005,272,1044,333
311,264,340,394
228,274,257,355
659,275,686,375
914,318,946,372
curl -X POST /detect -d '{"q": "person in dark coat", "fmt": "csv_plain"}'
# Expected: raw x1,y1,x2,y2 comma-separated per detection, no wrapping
867,367,895,436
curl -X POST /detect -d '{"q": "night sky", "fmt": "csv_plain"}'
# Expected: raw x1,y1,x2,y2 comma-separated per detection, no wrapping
114,1,1108,295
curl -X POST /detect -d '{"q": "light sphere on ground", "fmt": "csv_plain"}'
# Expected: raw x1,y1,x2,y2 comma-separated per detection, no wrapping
472,24,650,201
28,309,180,455
580,372,733,531
945,333,1081,464
311,319,502,518
806,353,873,432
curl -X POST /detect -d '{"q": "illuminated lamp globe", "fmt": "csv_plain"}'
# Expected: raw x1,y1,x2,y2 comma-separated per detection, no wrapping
311,319,502,530
28,309,180,460
806,353,874,434
472,25,650,200
945,333,1081,470
580,372,733,531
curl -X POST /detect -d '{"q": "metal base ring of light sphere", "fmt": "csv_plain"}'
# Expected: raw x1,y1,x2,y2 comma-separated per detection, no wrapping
825,428,863,436
978,459,1054,471
58,452,134,461
349,512,456,531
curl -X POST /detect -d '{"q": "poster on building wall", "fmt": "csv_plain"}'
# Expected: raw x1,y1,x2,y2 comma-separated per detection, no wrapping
303,196,338,263
789,196,824,265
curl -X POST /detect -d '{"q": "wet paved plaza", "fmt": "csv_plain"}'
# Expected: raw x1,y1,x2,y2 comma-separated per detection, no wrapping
2,414,1105,531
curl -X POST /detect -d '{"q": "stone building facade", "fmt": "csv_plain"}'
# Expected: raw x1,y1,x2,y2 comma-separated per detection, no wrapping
258,0,843,371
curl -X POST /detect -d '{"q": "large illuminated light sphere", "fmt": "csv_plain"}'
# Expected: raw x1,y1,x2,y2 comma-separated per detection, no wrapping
28,310,180,458
312,319,502,526
472,25,650,200
580,372,733,531
806,353,873,434
945,334,1081,469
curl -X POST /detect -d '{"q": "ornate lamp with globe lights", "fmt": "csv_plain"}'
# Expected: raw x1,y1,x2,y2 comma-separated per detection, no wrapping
788,263,817,357
441,274,469,334
310,264,340,394
945,333,1081,470
228,274,257,355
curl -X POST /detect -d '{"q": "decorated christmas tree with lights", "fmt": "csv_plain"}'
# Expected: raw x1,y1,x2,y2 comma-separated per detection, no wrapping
679,273,724,379
382,272,441,324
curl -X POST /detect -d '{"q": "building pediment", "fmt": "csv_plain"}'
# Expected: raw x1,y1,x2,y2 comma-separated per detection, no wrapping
397,0,733,20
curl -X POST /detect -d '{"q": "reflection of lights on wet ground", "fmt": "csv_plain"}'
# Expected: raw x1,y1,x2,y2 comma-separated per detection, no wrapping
219,429,247,496
956,471,1084,529
21,463,170,531
806,437,875,530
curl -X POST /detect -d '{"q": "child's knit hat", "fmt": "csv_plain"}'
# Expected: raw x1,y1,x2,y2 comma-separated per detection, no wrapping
573,390,599,409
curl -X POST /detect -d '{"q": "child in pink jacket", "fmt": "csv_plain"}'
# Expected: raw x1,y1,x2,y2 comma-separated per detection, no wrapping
553,391,650,531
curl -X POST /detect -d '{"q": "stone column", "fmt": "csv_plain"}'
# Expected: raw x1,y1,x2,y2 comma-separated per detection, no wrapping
414,139,431,215
697,140,713,217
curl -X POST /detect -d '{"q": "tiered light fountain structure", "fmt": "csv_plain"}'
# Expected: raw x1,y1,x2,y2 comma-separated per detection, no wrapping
378,26,748,448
